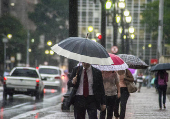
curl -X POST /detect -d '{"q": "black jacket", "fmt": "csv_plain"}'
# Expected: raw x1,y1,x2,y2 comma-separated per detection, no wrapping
67,66,106,110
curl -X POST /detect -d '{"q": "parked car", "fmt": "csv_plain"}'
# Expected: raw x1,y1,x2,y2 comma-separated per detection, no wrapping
38,65,65,93
3,67,44,100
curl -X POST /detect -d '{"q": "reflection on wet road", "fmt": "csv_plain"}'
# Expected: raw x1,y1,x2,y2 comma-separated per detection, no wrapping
0,88,66,119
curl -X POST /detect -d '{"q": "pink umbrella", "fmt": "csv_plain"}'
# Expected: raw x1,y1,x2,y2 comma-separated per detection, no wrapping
78,53,128,71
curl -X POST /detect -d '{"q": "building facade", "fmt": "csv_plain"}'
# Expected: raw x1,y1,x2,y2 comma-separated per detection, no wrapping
78,0,157,65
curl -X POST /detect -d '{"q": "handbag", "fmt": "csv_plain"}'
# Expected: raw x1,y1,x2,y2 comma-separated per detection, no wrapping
125,80,137,93
124,69,137,93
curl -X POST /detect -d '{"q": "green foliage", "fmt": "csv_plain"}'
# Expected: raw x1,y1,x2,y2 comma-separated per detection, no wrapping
28,0,69,40
141,0,170,44
0,14,27,64
28,0,69,65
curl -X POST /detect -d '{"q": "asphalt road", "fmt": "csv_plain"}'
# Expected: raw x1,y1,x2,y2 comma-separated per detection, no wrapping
0,87,65,119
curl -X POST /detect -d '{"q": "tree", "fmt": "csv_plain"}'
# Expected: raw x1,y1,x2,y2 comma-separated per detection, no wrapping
141,0,170,44
0,14,27,66
28,0,69,65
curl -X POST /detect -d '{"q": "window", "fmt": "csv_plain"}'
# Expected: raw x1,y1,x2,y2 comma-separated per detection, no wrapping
39,68,59,75
12,69,39,78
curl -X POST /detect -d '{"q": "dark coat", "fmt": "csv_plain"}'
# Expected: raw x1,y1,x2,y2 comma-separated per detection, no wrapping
67,66,105,110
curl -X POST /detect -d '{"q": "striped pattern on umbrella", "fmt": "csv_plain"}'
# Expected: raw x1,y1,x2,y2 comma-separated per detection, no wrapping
77,54,129,71
118,54,148,69
51,37,113,65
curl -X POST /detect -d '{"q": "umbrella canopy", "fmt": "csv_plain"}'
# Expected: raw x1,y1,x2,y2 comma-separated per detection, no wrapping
51,37,113,65
118,54,148,69
150,63,170,71
128,68,136,74
77,53,128,71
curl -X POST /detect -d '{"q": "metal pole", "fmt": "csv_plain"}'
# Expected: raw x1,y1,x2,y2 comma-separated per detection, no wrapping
157,0,164,59
113,1,117,46
121,9,124,53
4,42,6,71
101,0,106,48
68,0,78,73
26,30,30,66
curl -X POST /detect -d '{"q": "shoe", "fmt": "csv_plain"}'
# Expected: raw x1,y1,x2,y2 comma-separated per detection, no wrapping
160,107,162,110
115,117,119,119
163,104,166,109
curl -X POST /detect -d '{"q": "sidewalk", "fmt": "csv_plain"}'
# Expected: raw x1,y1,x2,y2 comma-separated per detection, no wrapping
40,87,170,119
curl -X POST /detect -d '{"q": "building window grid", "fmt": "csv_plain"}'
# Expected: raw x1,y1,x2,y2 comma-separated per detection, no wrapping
79,0,155,60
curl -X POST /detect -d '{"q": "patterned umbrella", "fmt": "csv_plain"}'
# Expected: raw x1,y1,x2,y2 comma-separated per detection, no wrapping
51,37,113,65
78,53,128,71
118,54,148,69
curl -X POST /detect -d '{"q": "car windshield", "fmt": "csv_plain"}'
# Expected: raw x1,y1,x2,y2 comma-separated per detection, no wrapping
11,69,39,78
39,68,59,74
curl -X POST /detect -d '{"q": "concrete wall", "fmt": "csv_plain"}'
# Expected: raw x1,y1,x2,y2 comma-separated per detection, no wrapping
159,56,170,94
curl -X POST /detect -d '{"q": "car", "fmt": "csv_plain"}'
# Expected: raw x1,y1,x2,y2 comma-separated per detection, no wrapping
38,65,65,93
3,67,44,100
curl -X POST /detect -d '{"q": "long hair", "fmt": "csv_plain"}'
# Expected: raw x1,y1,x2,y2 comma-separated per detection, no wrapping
158,70,165,79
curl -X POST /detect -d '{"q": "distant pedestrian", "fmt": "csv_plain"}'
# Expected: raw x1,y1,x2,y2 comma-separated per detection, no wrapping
137,71,143,92
157,70,169,110
100,71,120,119
115,69,134,119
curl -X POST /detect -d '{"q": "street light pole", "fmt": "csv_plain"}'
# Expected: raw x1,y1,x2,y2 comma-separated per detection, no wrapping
120,9,125,53
26,30,30,66
101,0,106,48
3,38,8,71
113,2,118,46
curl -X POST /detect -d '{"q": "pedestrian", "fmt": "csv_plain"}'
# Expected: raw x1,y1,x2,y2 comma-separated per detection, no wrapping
67,62,106,119
99,71,120,119
137,71,143,92
157,70,169,110
115,69,134,119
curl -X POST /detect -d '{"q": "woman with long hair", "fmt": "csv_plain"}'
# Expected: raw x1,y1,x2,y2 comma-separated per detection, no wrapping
115,69,134,119
157,70,169,110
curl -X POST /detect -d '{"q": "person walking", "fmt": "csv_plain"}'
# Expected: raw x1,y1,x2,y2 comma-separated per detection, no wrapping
99,71,120,119
67,62,106,119
115,69,134,119
137,71,143,92
157,70,169,110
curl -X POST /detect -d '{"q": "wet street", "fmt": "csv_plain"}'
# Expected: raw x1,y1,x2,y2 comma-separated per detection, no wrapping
0,87,65,119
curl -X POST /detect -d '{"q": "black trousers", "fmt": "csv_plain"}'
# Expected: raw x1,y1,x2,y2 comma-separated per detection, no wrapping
115,87,129,119
158,85,167,108
100,95,118,119
74,95,97,119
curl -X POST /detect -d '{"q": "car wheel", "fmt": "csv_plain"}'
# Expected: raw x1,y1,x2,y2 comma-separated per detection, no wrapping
3,91,7,100
40,90,44,99
36,92,40,100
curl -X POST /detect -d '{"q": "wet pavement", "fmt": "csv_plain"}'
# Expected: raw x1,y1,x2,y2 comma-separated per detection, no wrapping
39,87,170,119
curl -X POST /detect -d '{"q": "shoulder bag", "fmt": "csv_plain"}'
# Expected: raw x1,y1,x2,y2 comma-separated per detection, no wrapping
124,69,137,93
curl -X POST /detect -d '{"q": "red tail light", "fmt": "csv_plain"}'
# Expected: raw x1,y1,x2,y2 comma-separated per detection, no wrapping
4,77,7,80
61,75,65,80
4,77,7,85
55,76,60,80
36,67,39,70
36,79,39,86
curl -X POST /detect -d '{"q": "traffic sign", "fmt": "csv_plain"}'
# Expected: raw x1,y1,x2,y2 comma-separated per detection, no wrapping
111,46,118,53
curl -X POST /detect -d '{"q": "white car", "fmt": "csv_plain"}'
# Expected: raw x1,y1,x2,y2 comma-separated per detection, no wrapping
3,67,44,100
38,65,65,92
